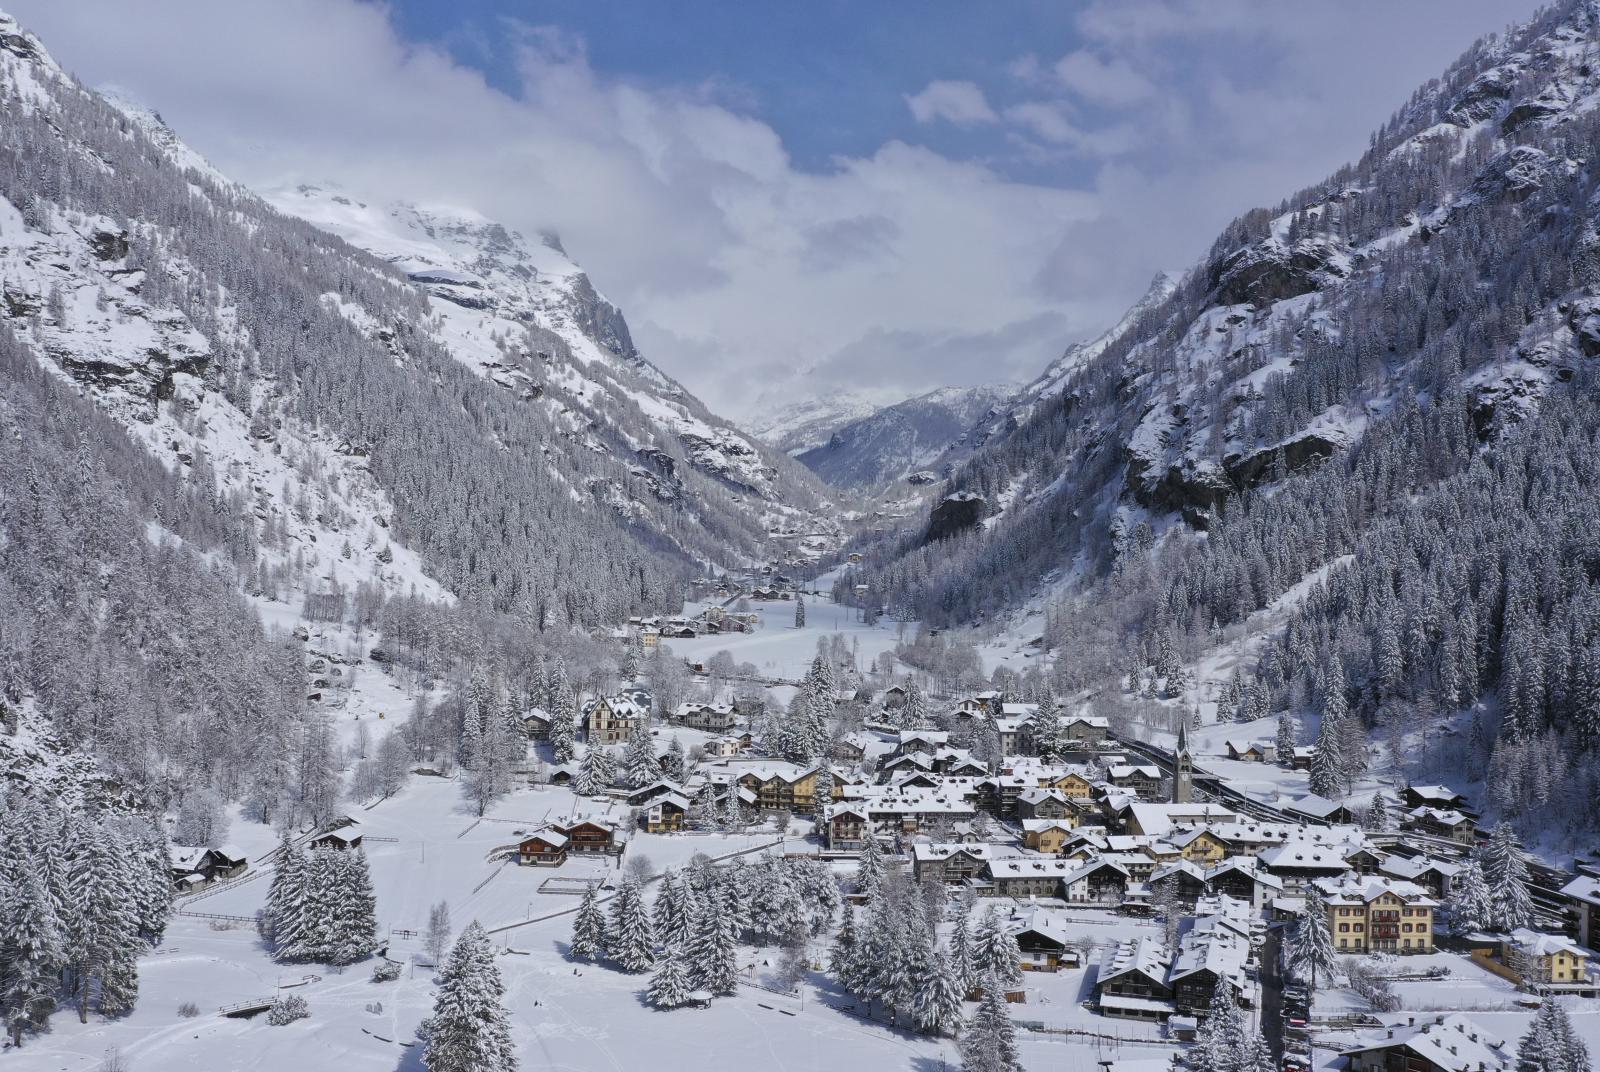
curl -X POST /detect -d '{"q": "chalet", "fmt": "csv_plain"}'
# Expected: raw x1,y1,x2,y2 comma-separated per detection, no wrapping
1562,872,1600,952
1319,877,1438,954
309,828,363,851
1021,819,1075,854
825,806,871,851
1224,740,1274,763
1044,771,1096,801
1169,827,1229,865
671,701,737,733
625,780,683,807
583,695,648,745
882,684,909,709
1493,928,1593,990
894,730,950,755
1339,1014,1511,1072
1107,764,1164,800
704,736,743,759
1378,855,1461,898
1401,805,1476,845
1402,784,1470,812
517,831,569,866
641,793,690,833
1260,843,1354,892
1016,788,1074,821
862,789,976,831
1344,846,1389,876
736,764,821,814
984,858,1076,898
1204,858,1283,910
1062,859,1131,906
556,819,618,855
1062,714,1110,747
168,845,248,890
978,772,1033,818
1289,745,1317,770
521,708,553,740
1168,916,1251,1016
1281,794,1358,826
1008,908,1082,973
912,843,993,885
1095,937,1175,1021
547,763,576,786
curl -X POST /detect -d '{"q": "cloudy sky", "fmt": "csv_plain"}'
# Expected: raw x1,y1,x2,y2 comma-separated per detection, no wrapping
10,0,1540,419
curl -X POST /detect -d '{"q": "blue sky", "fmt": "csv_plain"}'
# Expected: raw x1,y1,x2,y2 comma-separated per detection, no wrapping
7,0,1545,417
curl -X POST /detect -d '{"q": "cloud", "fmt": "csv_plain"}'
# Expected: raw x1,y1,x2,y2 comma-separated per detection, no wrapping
2,0,1547,423
904,79,998,126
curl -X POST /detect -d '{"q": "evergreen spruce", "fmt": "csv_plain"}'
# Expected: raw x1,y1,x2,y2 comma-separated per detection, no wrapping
608,876,656,973
646,941,692,1009
1482,821,1535,932
1287,888,1339,991
569,884,606,961
959,966,1022,1072
421,921,517,1072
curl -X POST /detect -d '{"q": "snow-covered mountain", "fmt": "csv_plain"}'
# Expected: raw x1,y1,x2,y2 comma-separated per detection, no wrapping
794,383,1016,489
846,0,1600,821
267,184,841,554
745,389,887,456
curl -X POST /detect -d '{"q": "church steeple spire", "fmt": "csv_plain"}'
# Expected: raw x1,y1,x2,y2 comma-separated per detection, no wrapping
1173,720,1193,804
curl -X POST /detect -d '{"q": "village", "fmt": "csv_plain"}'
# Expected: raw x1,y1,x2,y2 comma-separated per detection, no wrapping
138,586,1600,1072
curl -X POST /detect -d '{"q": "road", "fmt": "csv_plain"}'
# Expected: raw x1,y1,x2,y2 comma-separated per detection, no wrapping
1260,925,1286,1062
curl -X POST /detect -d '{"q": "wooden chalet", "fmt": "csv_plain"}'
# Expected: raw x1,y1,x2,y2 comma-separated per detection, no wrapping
517,831,569,866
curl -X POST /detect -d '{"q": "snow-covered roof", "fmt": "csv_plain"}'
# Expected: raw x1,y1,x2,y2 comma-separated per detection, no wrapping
1125,803,1239,837
1169,920,1249,986
1315,877,1438,908
1283,794,1348,819
1405,784,1464,803
1379,856,1461,882
1021,818,1075,833
1561,873,1600,907
1099,936,1170,985
911,842,992,863
1339,1014,1509,1072
1017,787,1068,806
521,830,569,849
1507,927,1588,959
1259,842,1353,872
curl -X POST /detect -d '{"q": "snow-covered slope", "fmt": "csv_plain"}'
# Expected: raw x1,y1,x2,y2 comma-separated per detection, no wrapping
794,383,1016,489
745,389,886,456
268,184,844,562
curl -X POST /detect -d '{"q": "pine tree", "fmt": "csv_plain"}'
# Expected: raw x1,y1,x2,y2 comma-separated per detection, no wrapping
959,966,1022,1072
646,940,692,1009
687,882,739,995
0,865,63,1045
1446,860,1494,934
68,824,142,1021
1287,888,1339,991
794,595,806,629
622,721,658,790
328,850,380,965
812,765,834,815
1366,790,1391,832
652,870,696,949
1311,657,1350,797
1028,696,1062,760
828,909,857,978
947,908,974,994
421,921,517,1072
1275,711,1297,767
1517,999,1592,1072
570,884,606,962
902,678,931,730
1481,821,1534,931
970,906,1022,990
608,876,656,973
910,947,965,1036
264,835,307,950
856,831,885,898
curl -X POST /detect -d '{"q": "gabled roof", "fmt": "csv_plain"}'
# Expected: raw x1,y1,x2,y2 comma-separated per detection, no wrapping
911,842,993,863
1315,876,1438,908
1339,1014,1509,1072
1098,936,1170,986
1561,873,1600,907
521,830,569,849
1507,927,1588,959
1379,856,1462,882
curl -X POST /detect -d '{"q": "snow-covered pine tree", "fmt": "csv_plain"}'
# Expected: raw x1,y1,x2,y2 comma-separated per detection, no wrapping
1028,695,1062,760
646,940,692,1009
828,909,857,979
1310,658,1350,798
661,736,686,782
1445,860,1494,934
1482,821,1534,931
902,678,931,730
812,765,834,815
569,883,606,962
0,864,63,1045
608,875,656,973
910,947,965,1036
68,823,142,1020
327,849,380,965
1287,888,1339,991
651,870,696,949
1366,790,1391,833
421,921,517,1072
794,595,806,629
263,834,307,949
1275,711,1297,767
856,830,885,898
1517,999,1592,1072
946,907,974,994
687,882,739,995
959,966,1022,1072
970,905,1022,990
621,721,658,790
129,825,173,945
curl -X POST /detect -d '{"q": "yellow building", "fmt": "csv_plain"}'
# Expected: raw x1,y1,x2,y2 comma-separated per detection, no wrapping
1022,820,1075,854
1503,928,1591,984
1172,828,1228,865
1322,879,1437,954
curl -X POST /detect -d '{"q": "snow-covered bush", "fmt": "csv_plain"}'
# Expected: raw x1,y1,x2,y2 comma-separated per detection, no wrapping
372,960,402,983
266,995,309,1025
